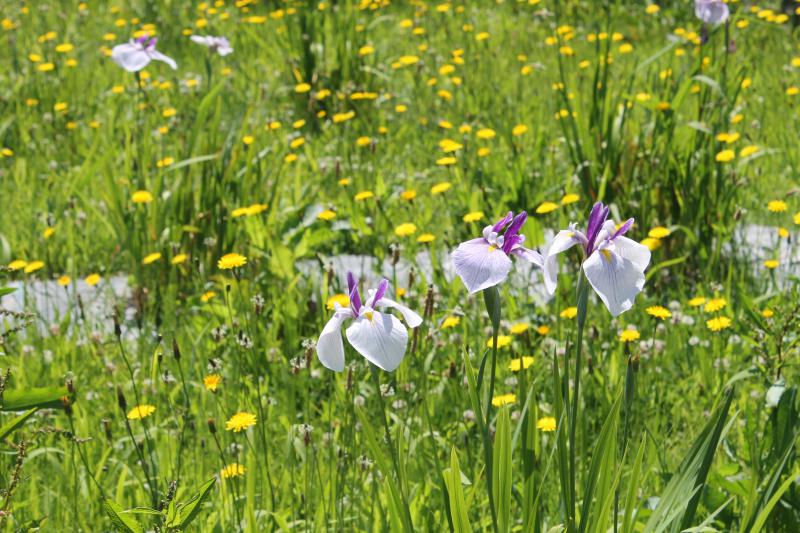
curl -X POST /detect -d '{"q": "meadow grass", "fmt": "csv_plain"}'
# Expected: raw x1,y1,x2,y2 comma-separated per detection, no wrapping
0,0,799,531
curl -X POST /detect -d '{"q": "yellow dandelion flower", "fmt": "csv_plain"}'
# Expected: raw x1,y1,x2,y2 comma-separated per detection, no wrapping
536,202,559,214
218,253,247,270
536,325,550,335
204,374,222,392
537,417,556,431
8,260,27,271
171,254,188,265
641,238,661,251
436,156,457,166
688,296,706,307
619,329,640,343
354,190,374,201
491,393,516,407
715,149,735,163
132,190,153,204
762,309,774,318
417,233,435,243
463,211,484,223
706,316,732,332
295,83,311,93
486,335,512,349
561,193,579,205
401,190,417,201
441,316,461,329
439,139,463,152
221,463,245,479
704,298,726,312
476,128,496,140
201,291,216,302
768,200,788,213
764,259,779,269
318,209,336,221
648,227,670,239
560,307,578,319
646,306,672,320
127,404,156,420
510,323,529,335
226,411,257,432
740,145,759,158
508,357,534,372
512,124,528,136
142,252,162,265
326,294,350,310
395,223,417,237
24,261,44,274
431,182,452,195
85,273,101,286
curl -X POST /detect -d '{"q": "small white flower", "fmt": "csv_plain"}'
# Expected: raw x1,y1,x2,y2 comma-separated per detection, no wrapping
316,273,422,372
111,35,177,72
190,35,233,56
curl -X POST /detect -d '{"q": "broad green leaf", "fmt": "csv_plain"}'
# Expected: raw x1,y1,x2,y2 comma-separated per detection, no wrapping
644,389,734,533
177,477,216,529
2,386,74,411
444,448,472,533
750,474,800,532
103,499,143,533
0,407,37,441
492,407,512,533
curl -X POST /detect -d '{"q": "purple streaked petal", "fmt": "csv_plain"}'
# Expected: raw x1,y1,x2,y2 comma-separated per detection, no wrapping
146,37,157,49
502,234,523,254
347,272,361,314
451,237,513,294
135,34,149,45
111,43,151,72
372,279,389,306
585,203,610,253
501,211,528,253
611,218,634,240
511,247,544,267
492,211,514,232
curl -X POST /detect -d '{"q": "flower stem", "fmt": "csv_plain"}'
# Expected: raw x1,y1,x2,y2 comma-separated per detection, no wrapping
369,365,413,530
483,286,501,533
569,272,589,525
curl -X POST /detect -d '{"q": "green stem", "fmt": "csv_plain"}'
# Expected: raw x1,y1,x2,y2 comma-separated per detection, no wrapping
370,365,413,531
569,273,590,527
483,286,501,533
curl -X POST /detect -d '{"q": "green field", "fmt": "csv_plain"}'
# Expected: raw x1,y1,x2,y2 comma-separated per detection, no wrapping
1,0,800,531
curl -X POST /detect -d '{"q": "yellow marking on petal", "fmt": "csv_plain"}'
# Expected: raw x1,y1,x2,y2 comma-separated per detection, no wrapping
488,245,497,252
600,249,612,261
365,311,374,322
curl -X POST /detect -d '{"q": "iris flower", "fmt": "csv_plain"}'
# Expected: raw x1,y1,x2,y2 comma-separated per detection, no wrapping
695,0,729,25
543,202,650,317
451,211,543,294
111,34,177,72
316,273,422,372
190,35,233,56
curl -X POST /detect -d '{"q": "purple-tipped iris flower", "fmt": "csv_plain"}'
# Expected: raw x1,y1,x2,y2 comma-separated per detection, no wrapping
695,0,729,25
543,202,650,317
451,211,543,294
111,34,177,72
190,35,233,56
317,273,422,372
